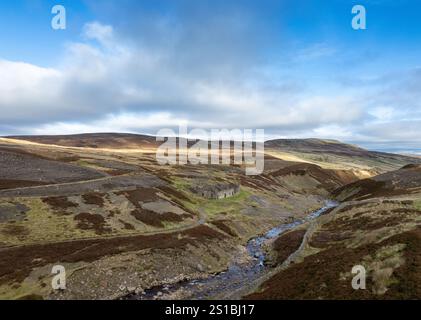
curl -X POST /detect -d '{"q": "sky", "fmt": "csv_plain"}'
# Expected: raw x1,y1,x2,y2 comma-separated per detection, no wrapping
0,0,421,153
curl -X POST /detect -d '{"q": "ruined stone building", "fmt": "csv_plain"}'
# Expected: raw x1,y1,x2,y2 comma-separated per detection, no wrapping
192,183,240,199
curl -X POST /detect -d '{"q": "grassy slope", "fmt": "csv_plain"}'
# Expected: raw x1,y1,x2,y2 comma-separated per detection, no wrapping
1,135,421,299
265,138,421,175
5,134,420,174
247,166,421,300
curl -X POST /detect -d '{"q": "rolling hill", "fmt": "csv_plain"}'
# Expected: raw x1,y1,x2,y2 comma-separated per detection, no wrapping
246,164,421,300
6,134,421,174
334,164,421,201
0,133,420,299
6,133,159,149
265,138,421,176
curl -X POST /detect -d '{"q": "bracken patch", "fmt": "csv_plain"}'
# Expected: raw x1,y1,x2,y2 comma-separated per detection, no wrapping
272,229,306,264
1,225,30,238
130,209,186,228
210,220,237,237
74,213,111,235
0,180,51,190
81,193,105,207
42,196,78,213
118,219,135,230
116,188,160,208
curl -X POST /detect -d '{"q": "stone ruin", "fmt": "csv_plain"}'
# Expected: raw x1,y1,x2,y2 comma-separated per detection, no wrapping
191,183,240,200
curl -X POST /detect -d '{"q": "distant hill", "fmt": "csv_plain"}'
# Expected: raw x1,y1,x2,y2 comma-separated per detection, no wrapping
4,134,374,152
265,138,368,156
5,134,421,175
334,164,421,201
265,138,421,174
6,133,158,149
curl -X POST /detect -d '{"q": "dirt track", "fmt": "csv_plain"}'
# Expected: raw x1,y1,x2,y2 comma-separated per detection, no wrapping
0,173,166,198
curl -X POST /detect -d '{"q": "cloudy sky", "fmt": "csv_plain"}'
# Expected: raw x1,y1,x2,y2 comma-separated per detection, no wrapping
1,0,421,153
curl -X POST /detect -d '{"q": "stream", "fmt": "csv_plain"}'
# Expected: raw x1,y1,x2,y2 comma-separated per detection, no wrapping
125,200,338,300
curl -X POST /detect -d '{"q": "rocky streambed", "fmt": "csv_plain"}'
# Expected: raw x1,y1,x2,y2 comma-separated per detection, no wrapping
124,200,338,300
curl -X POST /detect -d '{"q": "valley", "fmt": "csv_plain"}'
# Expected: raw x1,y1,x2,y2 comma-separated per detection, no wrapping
0,134,420,300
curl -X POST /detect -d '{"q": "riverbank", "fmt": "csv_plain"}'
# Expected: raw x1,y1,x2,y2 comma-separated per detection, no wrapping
123,201,338,300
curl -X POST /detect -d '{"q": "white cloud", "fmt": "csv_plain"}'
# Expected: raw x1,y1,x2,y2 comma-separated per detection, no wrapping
0,60,62,120
0,20,419,151
0,22,362,132
29,112,189,135
83,22,114,46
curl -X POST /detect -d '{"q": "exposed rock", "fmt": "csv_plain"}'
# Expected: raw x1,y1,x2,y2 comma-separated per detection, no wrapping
196,263,204,272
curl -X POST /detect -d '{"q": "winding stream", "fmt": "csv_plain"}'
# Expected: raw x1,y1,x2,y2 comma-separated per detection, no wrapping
126,200,338,300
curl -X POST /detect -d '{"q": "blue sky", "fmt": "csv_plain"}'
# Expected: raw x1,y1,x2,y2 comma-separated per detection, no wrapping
0,0,421,153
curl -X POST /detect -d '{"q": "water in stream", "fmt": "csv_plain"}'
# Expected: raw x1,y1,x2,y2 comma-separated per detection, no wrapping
126,200,338,300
